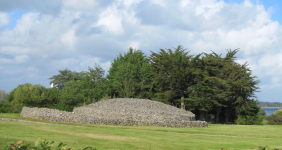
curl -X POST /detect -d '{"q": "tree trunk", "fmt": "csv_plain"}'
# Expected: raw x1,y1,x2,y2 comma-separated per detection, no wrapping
83,99,86,106
205,112,208,121
224,107,231,123
113,93,115,99
181,92,185,110
214,106,222,124
199,111,205,121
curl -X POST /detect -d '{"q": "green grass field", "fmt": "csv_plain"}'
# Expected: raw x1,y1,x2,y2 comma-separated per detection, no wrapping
0,113,281,150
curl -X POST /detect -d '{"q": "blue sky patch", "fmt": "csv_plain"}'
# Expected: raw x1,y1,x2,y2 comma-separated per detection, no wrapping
7,9,27,30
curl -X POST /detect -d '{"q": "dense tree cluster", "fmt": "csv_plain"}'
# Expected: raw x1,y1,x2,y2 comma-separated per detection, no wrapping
258,102,282,107
1,46,262,124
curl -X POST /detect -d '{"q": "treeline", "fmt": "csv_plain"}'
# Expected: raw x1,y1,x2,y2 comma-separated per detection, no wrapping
258,102,282,107
0,46,261,124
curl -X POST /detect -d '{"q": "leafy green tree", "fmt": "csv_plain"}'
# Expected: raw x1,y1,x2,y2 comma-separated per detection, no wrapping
258,108,267,118
49,69,85,91
274,109,282,115
40,88,60,108
150,45,193,109
58,64,107,110
84,64,108,102
12,84,46,107
107,48,152,99
185,51,232,121
58,80,83,111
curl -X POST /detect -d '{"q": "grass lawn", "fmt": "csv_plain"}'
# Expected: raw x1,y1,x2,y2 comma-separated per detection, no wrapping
0,113,281,150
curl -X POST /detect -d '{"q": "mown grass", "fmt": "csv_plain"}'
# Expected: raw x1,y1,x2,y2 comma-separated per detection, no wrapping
0,113,282,150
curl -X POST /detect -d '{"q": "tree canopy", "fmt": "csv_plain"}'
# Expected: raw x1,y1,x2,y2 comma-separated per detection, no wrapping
4,46,261,124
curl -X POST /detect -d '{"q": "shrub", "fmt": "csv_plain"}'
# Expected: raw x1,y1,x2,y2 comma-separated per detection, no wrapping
266,114,282,125
258,145,281,150
274,109,282,115
0,102,23,113
237,115,263,125
1,139,97,150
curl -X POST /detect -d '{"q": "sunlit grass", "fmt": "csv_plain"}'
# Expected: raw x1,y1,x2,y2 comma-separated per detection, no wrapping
0,113,282,150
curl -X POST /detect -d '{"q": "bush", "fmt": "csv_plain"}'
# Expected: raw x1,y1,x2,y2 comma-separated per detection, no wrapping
274,109,282,115
258,145,281,150
0,102,23,113
266,114,282,125
237,115,263,125
1,139,97,150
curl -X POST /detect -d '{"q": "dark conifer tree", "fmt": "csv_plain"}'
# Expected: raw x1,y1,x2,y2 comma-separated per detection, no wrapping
150,45,193,109
107,48,152,99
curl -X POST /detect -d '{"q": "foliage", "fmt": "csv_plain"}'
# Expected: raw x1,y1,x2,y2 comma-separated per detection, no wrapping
4,46,261,124
259,108,267,117
150,45,193,108
58,64,107,111
266,113,282,125
237,115,263,125
7,84,59,109
107,47,153,99
258,145,281,150
49,69,85,91
2,139,97,150
274,109,282,115
0,102,23,113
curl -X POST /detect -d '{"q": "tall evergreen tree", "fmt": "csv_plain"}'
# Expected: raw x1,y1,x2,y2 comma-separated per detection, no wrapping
150,46,193,109
107,48,152,98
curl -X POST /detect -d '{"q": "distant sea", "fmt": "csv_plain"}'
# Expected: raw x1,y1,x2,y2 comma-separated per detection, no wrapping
262,108,282,116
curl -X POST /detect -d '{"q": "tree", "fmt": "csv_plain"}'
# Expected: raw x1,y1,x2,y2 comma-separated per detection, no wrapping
12,83,46,107
58,80,84,111
49,69,85,91
58,64,107,110
258,108,266,117
107,48,152,99
0,89,9,102
150,46,193,109
186,52,230,121
40,88,60,108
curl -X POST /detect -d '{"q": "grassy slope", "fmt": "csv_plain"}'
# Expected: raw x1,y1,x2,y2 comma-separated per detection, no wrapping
0,113,281,150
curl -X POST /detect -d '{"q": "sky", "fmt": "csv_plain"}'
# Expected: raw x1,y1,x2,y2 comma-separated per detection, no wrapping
0,0,282,102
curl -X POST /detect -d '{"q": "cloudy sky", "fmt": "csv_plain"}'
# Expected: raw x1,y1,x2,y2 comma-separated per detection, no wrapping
0,0,282,102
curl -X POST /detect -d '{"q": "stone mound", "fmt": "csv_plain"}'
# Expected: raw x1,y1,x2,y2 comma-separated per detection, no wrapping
20,98,208,128
74,98,196,122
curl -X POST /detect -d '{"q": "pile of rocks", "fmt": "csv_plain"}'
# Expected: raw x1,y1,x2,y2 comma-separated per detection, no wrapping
20,98,208,128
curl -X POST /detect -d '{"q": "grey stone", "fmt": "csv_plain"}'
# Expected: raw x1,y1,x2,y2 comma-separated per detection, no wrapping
20,98,208,128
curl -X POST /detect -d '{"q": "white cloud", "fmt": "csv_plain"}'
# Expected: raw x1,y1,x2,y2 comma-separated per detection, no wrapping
0,12,9,27
94,5,123,34
61,29,77,50
0,55,29,64
0,0,282,102
195,0,225,20
151,0,166,7
62,0,98,11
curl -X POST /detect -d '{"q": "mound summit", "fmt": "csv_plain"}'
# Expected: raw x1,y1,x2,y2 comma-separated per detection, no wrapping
21,98,208,128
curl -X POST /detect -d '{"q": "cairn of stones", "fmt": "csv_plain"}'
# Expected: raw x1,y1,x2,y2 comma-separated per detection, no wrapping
20,98,208,128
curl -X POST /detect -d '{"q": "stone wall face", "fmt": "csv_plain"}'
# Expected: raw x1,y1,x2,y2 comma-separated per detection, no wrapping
20,98,208,128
